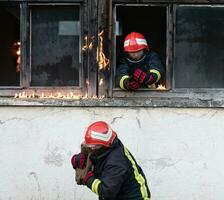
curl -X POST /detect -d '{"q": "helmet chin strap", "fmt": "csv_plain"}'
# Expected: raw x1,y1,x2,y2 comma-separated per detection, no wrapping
126,54,146,63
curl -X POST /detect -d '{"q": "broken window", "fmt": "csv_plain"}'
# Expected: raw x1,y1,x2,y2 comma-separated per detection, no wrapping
115,5,167,88
30,5,81,86
0,3,20,86
174,5,224,88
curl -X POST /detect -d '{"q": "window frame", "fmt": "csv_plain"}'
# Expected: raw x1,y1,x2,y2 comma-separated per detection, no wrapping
173,4,224,90
0,0,95,98
172,3,224,96
112,3,172,98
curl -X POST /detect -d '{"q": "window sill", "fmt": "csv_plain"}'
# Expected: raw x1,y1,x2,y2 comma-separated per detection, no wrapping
1,94,224,107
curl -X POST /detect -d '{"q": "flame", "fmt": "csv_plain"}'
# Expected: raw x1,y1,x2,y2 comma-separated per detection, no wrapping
14,92,83,99
82,36,93,51
99,78,104,86
83,93,88,99
97,30,109,70
89,41,93,50
157,84,166,90
99,95,105,99
92,95,98,99
14,92,101,100
14,41,21,72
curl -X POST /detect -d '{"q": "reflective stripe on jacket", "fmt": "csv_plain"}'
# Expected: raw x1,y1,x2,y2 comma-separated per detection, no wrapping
116,51,164,89
86,138,151,200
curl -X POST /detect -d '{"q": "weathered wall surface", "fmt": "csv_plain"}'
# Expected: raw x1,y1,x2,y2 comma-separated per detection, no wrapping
0,107,223,200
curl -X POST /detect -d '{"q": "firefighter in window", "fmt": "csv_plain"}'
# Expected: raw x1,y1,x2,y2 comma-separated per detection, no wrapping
116,32,164,90
71,121,151,200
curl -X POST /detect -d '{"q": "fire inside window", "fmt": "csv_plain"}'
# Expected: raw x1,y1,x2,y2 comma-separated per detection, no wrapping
14,29,109,99
0,4,20,86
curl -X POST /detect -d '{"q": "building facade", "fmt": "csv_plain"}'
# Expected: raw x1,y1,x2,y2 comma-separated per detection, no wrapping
1,0,224,199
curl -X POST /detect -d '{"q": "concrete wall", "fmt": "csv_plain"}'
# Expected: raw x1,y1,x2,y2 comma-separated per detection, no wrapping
0,107,223,200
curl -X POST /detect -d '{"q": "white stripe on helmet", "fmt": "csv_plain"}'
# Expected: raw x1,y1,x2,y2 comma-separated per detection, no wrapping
90,127,112,142
124,39,130,47
136,38,148,46
124,38,147,47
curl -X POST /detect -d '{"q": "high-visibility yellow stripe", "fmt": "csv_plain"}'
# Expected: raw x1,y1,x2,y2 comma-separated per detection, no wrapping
120,75,130,90
91,179,101,195
124,147,150,200
147,84,156,89
149,69,161,83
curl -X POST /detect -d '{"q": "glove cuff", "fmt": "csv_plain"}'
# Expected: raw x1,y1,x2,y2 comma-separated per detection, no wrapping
123,78,130,90
145,73,157,85
83,171,94,185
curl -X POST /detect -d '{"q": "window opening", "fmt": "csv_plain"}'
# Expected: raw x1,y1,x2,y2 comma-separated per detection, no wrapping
0,3,20,86
115,5,167,89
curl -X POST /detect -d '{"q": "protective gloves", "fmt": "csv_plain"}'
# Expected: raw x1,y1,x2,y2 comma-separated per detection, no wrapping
71,153,87,169
133,68,147,84
123,78,141,90
83,171,94,184
73,153,93,185
75,168,94,185
133,68,157,85
71,142,94,185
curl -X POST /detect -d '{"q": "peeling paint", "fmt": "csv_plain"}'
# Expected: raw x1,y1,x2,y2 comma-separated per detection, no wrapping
111,116,123,124
208,110,219,119
44,146,64,167
203,162,208,170
148,157,181,172
28,172,42,199
136,117,141,128
0,117,29,125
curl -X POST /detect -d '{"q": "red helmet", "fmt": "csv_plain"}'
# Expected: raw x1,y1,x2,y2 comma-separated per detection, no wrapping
84,121,117,147
124,32,149,52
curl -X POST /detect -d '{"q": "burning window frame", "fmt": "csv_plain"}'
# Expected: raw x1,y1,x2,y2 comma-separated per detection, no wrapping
0,1,89,99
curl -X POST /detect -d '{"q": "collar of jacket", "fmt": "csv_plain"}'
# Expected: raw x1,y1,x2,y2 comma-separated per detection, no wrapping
126,53,147,64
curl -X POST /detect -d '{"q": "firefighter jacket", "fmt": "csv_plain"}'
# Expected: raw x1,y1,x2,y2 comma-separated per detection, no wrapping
85,137,151,200
115,51,164,90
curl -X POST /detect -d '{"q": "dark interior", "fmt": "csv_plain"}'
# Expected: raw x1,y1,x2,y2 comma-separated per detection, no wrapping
115,6,167,87
0,4,20,86
174,6,224,88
